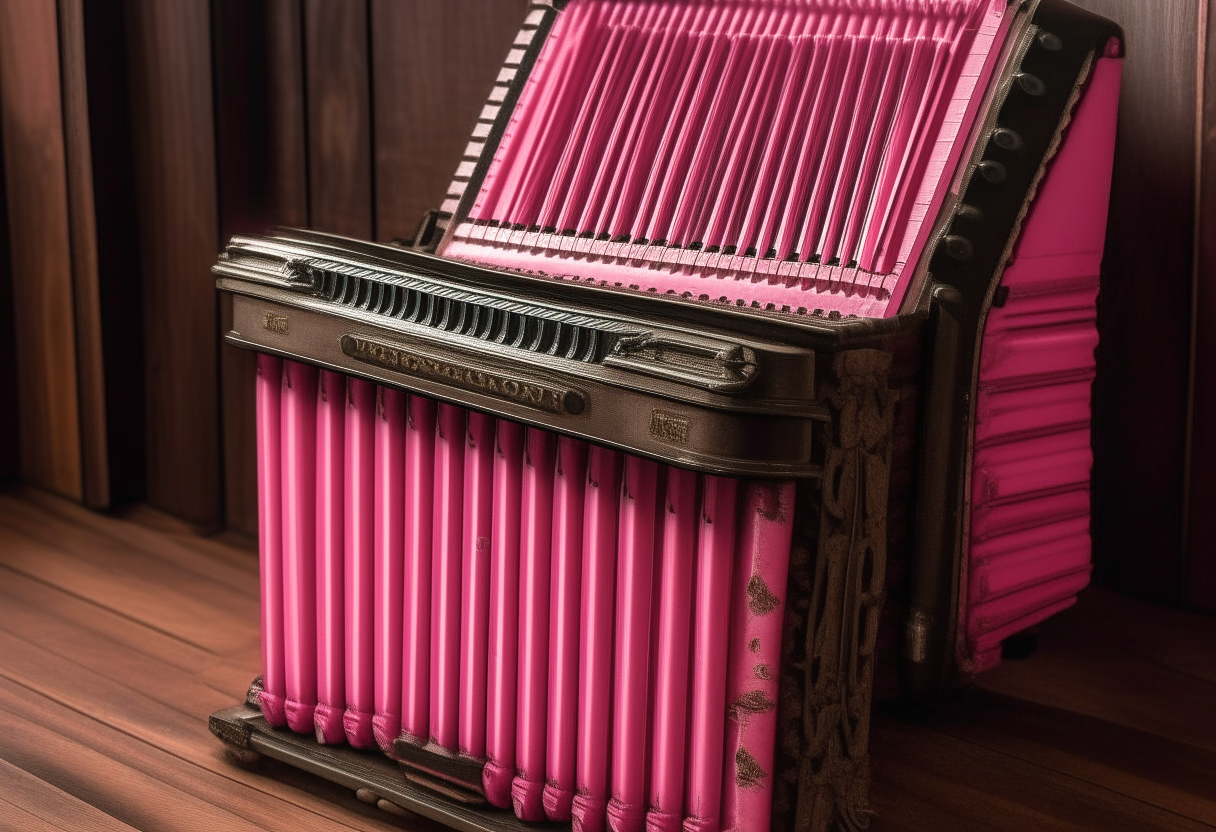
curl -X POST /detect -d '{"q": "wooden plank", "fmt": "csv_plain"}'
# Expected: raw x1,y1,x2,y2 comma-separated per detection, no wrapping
1187,0,1216,612
0,0,84,501
370,0,529,242
1068,0,1199,603
266,0,310,229
931,697,1216,827
0,757,139,832
0,619,422,831
124,0,222,528
304,0,373,238
77,0,148,508
58,0,110,509
0,120,17,485
870,715,1215,832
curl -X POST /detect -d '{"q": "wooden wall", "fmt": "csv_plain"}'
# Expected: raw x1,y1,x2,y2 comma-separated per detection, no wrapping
0,0,1212,609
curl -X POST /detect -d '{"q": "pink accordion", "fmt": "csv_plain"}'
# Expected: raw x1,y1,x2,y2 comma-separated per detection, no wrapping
210,2,1123,831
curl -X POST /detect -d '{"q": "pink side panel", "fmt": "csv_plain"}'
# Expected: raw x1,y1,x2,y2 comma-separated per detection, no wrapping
644,467,698,832
459,412,497,759
484,420,524,807
373,387,406,752
429,404,466,751
961,58,1122,672
719,482,795,832
314,370,346,744
607,457,659,832
512,430,558,821
281,360,318,735
343,378,377,748
402,396,437,745
544,437,590,821
256,354,287,728
571,446,622,832
683,476,739,832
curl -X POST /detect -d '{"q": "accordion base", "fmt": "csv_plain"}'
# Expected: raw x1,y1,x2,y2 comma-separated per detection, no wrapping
211,692,540,832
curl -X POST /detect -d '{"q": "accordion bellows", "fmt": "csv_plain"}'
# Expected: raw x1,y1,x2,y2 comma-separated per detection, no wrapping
446,0,1010,317
210,1,1123,830
256,359,795,830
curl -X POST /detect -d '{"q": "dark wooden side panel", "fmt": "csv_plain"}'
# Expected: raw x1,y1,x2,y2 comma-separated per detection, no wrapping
213,0,312,537
82,0,146,508
58,0,110,509
370,0,529,242
0,115,16,485
0,0,84,501
1071,0,1199,604
1187,0,1216,613
124,0,222,528
303,0,373,239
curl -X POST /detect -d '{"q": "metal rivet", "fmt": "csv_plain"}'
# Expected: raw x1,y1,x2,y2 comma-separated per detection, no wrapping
1038,31,1063,52
942,235,974,261
977,160,1008,184
956,204,984,223
992,127,1023,152
1016,72,1046,97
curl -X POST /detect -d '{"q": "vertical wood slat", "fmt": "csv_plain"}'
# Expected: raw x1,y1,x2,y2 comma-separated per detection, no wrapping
214,0,312,537
125,0,222,528
304,0,373,239
1187,0,1216,612
370,0,530,243
58,0,110,509
0,139,15,485
0,0,84,501
1072,0,1199,604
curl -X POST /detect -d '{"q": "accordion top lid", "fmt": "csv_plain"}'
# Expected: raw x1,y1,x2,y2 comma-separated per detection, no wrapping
441,0,1017,319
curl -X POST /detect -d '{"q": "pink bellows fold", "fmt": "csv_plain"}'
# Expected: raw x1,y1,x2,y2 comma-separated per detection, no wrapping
459,412,496,759
484,419,524,807
313,370,346,745
372,387,406,752
343,378,377,748
428,403,466,751
255,353,286,728
280,360,319,735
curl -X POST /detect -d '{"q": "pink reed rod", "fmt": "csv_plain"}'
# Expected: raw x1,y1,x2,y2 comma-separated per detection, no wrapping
401,395,437,745
372,387,406,753
429,403,466,751
645,467,698,832
512,429,557,821
343,377,377,748
683,476,739,832
459,411,496,759
314,369,346,745
719,482,795,832
543,437,589,821
484,419,524,808
255,354,287,728
607,456,659,832
281,360,318,735
571,445,623,832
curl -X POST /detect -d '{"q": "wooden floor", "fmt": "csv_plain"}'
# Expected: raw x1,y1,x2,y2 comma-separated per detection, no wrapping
0,486,1212,832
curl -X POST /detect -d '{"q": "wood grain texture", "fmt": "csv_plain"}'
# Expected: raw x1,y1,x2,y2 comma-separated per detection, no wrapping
0,114,17,486
0,0,84,501
1187,0,1216,613
1067,0,1199,605
304,0,374,238
124,0,222,528
57,0,110,509
1,487,1213,832
266,0,310,229
370,0,529,242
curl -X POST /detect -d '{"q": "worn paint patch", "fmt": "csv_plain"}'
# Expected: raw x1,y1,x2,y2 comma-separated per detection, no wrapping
728,689,776,720
747,574,780,616
735,746,766,790
753,481,786,522
748,637,761,653
753,662,771,680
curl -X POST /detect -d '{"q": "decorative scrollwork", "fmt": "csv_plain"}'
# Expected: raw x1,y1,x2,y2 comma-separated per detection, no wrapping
774,349,897,832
